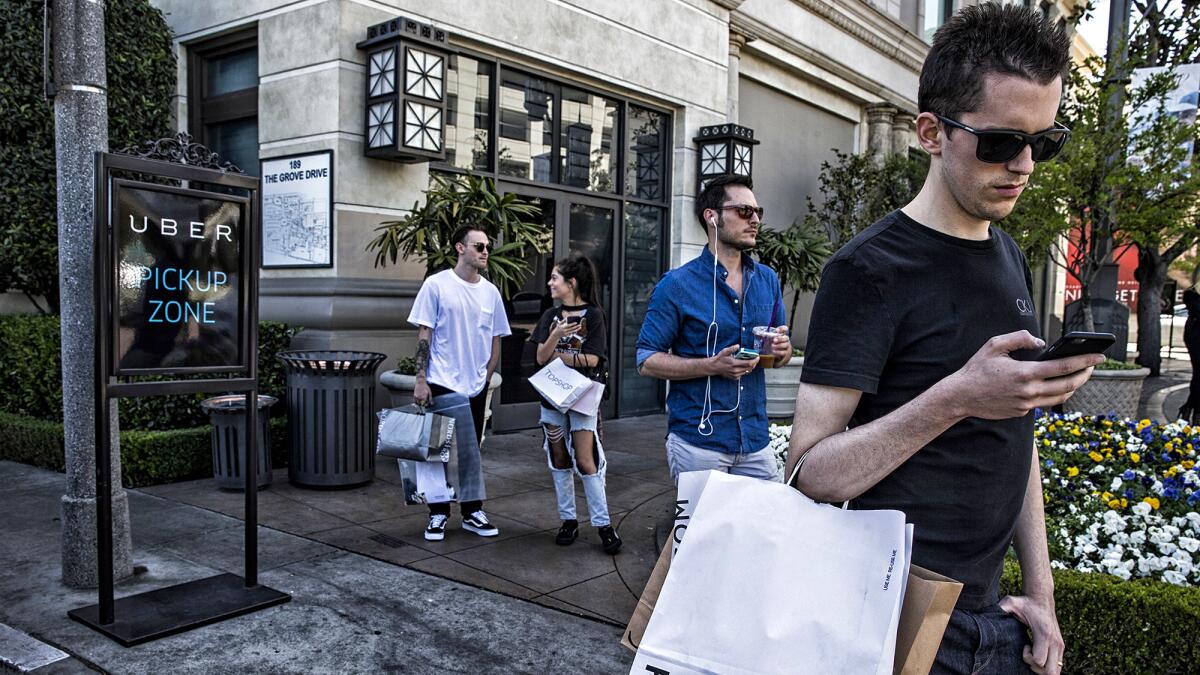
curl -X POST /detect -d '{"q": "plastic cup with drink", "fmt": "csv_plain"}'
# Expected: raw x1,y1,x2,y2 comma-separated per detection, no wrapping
752,326,783,368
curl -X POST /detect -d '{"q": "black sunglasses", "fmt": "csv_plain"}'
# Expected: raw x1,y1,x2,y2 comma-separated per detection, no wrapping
467,242,493,253
719,204,765,220
936,115,1071,163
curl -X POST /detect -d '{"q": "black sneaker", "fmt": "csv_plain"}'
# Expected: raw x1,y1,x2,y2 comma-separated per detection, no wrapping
462,510,500,537
598,525,622,554
555,520,579,546
424,513,448,541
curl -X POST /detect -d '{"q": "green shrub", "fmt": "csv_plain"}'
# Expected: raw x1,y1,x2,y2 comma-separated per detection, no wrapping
1,412,289,487
0,0,176,313
0,412,65,472
1000,561,1200,674
0,315,299,428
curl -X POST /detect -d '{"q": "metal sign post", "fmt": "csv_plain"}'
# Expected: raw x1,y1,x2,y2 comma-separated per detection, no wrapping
68,137,290,646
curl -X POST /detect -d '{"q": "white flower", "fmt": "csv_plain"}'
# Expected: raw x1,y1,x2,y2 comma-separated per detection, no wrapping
1111,477,1123,491
1180,537,1200,553
1132,502,1152,517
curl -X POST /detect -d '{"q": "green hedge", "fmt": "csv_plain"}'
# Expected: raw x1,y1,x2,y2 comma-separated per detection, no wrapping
1000,561,1200,674
1,412,289,488
0,315,298,428
0,0,176,311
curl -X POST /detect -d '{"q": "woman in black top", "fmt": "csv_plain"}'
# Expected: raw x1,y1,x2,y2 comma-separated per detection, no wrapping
530,255,621,554
1179,276,1200,423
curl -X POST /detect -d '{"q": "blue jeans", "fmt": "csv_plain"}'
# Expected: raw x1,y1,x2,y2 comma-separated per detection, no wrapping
540,406,610,527
426,392,487,503
665,433,779,483
932,604,1034,675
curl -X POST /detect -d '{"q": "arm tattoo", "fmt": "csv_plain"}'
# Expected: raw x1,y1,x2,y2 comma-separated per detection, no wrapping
415,338,430,379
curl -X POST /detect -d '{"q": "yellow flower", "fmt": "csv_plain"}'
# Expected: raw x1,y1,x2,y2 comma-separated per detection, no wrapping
1044,493,1050,505
1102,491,1113,500
1130,453,1140,464
1071,427,1082,437
1043,439,1051,447
1121,498,1129,508
1183,460,1196,470
1089,451,1105,463
1143,497,1160,510
1067,466,1080,477
1108,499,1122,509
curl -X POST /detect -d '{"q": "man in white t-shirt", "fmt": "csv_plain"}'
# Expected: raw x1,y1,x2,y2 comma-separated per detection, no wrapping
408,225,511,541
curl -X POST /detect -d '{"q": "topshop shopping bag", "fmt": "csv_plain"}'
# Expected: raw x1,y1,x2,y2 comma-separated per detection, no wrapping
528,359,596,413
376,405,455,461
629,471,910,675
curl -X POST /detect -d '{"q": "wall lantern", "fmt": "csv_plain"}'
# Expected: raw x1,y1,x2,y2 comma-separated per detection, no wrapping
356,17,450,163
693,123,759,193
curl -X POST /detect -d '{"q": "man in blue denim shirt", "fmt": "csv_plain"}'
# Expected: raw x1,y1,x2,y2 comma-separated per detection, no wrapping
637,175,792,481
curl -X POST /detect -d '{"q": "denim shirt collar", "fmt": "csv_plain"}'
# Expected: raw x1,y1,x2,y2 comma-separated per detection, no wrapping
696,244,757,283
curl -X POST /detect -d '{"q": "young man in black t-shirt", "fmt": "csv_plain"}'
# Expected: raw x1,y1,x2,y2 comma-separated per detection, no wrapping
787,5,1102,675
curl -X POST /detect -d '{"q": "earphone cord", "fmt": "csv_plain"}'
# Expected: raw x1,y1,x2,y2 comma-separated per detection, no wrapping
698,226,740,436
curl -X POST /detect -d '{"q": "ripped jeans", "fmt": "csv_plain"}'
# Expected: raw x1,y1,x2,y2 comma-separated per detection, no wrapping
539,406,610,527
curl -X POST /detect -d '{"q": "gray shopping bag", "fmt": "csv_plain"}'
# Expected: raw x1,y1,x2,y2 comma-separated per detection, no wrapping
376,405,455,461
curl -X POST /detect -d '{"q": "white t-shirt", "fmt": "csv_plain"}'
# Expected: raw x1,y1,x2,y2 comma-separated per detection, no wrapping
408,269,512,397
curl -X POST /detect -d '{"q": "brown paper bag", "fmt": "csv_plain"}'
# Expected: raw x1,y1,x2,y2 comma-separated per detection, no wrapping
621,535,672,653
622,541,963,674
893,564,962,675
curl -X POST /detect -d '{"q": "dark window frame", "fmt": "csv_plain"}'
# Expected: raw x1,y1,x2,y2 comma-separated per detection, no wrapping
432,48,673,209
187,28,259,165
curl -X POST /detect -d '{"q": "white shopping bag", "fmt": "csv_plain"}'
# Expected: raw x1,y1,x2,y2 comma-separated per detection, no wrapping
631,471,910,675
529,359,596,412
567,378,604,416
671,470,713,556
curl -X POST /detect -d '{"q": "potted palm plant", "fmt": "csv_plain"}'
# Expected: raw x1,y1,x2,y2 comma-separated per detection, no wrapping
753,217,832,419
368,172,550,435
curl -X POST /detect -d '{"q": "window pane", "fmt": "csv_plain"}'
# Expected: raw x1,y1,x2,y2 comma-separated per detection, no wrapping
559,86,618,192
498,71,556,182
207,48,258,96
625,106,668,201
207,118,259,176
621,204,665,413
499,196,556,408
444,55,493,172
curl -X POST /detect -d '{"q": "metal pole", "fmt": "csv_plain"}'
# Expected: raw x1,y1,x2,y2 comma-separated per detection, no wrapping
245,388,258,587
92,154,113,624
55,0,133,588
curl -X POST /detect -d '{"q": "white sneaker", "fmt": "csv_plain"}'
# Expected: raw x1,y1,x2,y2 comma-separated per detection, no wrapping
461,510,499,537
425,513,449,541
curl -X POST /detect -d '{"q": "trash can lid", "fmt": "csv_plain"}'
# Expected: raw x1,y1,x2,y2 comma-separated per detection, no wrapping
277,350,387,374
200,394,279,413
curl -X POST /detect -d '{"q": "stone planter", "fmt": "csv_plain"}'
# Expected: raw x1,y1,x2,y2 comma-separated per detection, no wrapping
1062,367,1151,420
379,370,502,442
764,357,803,421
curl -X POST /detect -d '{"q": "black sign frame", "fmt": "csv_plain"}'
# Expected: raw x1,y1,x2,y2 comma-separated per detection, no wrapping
69,146,290,646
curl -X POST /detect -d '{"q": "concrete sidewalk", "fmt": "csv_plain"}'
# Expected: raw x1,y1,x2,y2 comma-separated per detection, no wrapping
0,417,674,674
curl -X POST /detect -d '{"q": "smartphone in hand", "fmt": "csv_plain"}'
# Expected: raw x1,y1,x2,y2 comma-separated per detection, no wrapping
1036,331,1116,361
733,347,759,360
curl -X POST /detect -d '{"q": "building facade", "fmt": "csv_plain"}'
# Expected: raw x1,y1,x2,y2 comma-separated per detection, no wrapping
148,0,1087,427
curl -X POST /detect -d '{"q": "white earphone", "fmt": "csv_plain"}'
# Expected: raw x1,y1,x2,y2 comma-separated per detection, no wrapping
698,211,741,435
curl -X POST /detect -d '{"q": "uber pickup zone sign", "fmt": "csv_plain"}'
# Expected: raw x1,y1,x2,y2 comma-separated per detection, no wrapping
111,179,249,375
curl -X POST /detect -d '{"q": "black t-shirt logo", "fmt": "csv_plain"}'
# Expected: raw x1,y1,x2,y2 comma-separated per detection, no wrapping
1015,298,1033,316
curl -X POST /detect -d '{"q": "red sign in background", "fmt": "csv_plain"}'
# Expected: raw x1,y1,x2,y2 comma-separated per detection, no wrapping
1063,242,1141,313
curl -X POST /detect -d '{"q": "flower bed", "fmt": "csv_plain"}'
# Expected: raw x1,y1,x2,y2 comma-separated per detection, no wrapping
1038,411,1199,585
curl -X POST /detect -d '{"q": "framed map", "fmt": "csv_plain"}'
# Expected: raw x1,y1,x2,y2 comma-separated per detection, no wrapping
260,150,333,268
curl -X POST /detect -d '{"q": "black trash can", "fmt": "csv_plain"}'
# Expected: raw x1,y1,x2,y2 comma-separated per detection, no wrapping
279,350,386,488
200,394,277,490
